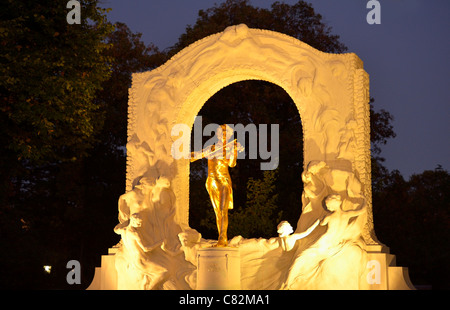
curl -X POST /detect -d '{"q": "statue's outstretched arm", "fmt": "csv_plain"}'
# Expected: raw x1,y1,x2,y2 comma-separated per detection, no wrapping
190,147,217,162
190,140,243,162
190,150,203,162
292,219,320,240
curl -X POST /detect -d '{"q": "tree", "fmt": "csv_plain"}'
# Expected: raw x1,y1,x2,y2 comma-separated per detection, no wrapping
0,0,113,165
373,166,450,288
70,22,164,289
0,0,115,289
369,97,397,191
230,169,282,238
169,0,346,57
93,22,164,150
0,3,166,289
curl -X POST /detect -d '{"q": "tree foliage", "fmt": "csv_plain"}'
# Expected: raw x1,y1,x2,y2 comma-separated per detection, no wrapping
170,0,346,57
230,169,282,238
0,3,162,289
0,0,113,164
94,22,163,150
373,167,450,288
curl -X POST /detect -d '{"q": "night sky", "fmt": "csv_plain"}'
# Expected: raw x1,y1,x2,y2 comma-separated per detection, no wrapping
101,0,450,178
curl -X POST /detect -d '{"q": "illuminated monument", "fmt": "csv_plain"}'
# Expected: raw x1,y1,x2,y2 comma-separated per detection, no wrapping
88,24,415,290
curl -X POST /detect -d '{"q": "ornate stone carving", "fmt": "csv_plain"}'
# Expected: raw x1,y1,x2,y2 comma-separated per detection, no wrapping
88,25,415,290
113,177,195,289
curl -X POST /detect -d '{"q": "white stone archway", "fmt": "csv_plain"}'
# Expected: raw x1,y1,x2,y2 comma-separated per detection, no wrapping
126,24,375,243
88,24,415,290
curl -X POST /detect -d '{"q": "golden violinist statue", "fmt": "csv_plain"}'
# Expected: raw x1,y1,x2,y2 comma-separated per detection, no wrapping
190,124,244,247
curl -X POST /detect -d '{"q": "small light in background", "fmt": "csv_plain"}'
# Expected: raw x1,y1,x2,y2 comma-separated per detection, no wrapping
43,265,52,274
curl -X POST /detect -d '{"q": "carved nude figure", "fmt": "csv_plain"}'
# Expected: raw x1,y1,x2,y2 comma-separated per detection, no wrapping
316,194,366,249
283,194,367,289
114,213,167,289
117,177,153,224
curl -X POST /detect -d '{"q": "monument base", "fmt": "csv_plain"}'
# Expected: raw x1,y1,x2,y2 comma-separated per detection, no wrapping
196,247,241,290
87,247,118,290
87,243,414,290
364,244,415,290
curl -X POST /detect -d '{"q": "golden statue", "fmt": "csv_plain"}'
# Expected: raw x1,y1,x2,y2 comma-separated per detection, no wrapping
190,124,244,247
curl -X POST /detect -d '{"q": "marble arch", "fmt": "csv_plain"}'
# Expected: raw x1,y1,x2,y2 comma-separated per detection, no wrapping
126,24,374,243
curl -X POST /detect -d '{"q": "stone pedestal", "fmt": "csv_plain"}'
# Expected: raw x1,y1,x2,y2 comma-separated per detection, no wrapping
196,247,240,290
87,247,118,290
361,244,415,290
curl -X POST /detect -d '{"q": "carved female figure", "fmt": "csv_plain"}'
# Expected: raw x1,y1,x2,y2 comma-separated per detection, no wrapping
283,194,367,289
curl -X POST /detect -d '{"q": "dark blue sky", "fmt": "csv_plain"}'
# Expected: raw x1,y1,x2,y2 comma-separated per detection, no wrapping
101,0,450,178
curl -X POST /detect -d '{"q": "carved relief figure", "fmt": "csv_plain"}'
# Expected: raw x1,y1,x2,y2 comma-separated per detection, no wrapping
114,213,167,289
316,194,366,249
284,194,367,289
117,177,153,224
150,176,182,254
114,176,196,289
